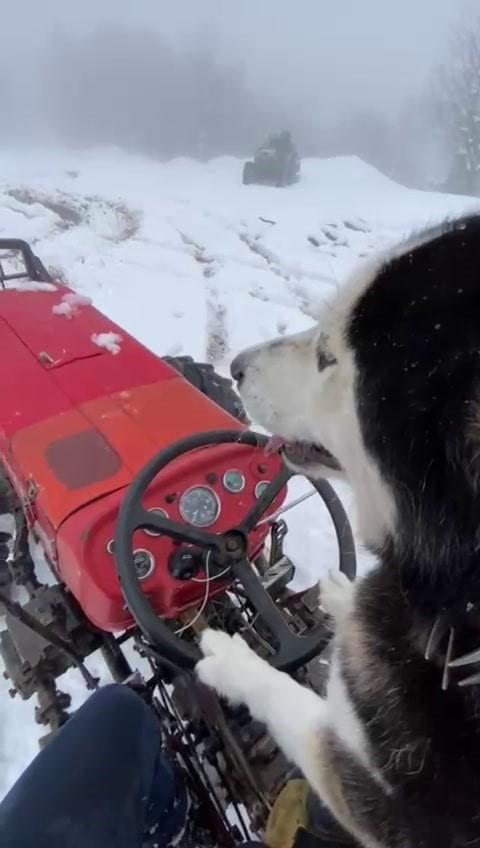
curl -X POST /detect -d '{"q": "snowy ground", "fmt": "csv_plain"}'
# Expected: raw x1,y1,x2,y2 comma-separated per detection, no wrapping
0,147,477,799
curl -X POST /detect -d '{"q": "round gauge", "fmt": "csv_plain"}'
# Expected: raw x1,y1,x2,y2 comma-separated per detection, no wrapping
144,507,169,537
222,469,246,493
255,480,271,499
133,549,155,580
106,539,115,555
179,486,220,527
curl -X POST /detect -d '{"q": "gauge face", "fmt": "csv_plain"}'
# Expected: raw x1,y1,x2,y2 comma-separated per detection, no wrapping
144,507,168,537
133,549,155,580
222,469,246,493
179,486,220,527
255,480,270,499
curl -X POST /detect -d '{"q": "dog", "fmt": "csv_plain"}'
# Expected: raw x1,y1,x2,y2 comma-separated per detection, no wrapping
196,215,480,848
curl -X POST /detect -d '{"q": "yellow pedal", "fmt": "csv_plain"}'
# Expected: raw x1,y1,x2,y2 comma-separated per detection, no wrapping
265,779,310,848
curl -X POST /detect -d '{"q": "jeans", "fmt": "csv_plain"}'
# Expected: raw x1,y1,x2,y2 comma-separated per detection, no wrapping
0,684,189,848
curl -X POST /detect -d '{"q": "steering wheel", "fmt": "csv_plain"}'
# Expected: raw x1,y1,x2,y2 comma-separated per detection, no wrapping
115,430,356,673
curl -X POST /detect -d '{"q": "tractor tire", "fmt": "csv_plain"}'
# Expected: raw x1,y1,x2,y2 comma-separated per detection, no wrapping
163,355,248,423
243,161,256,185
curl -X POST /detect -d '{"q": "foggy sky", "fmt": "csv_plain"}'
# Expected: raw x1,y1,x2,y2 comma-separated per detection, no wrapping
3,0,469,122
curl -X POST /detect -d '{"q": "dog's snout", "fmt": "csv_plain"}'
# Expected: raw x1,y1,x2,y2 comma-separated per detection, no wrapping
231,341,278,383
230,352,249,383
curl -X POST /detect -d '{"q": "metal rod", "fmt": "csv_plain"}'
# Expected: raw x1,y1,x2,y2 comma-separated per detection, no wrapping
0,589,98,690
255,488,317,526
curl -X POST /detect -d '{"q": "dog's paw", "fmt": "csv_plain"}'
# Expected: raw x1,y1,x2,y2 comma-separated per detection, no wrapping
197,629,265,705
320,569,354,622
200,628,252,659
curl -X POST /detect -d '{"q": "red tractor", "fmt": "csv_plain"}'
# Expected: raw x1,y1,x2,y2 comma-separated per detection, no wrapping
0,239,356,845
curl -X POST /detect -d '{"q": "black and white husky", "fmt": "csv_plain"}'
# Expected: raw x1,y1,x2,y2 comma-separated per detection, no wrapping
197,215,480,848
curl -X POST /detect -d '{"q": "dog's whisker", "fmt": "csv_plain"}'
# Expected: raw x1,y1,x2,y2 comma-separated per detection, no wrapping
424,614,450,661
458,671,480,688
441,628,456,691
449,645,480,669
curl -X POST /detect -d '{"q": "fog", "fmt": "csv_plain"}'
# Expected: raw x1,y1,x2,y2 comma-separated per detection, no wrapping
0,0,472,187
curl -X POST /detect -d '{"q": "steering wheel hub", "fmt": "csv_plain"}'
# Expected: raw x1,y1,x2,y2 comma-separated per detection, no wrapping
223,531,248,558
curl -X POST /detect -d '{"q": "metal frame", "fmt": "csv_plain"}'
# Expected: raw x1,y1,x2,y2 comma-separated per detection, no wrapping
0,239,52,287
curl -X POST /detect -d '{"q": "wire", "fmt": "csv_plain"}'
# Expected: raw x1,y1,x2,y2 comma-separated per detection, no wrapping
192,550,231,584
174,551,232,636
174,551,212,635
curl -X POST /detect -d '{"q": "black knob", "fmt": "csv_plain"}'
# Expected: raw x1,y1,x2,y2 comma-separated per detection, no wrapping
168,548,202,580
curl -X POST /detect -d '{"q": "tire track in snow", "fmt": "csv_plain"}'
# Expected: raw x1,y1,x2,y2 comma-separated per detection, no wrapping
178,230,228,365
238,231,321,319
6,188,142,244
3,188,143,290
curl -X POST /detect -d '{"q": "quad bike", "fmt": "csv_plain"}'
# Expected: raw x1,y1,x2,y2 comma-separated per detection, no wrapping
243,138,301,188
0,239,356,847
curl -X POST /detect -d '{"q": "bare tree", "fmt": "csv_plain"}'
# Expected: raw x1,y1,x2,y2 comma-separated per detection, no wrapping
435,17,480,195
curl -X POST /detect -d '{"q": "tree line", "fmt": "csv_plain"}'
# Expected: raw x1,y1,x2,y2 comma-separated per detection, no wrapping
0,15,479,196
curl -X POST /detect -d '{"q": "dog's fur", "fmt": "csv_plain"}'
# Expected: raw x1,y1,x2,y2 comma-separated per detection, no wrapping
197,215,480,848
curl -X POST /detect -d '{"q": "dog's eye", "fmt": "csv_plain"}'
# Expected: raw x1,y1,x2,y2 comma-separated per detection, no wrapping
317,347,337,371
316,332,337,371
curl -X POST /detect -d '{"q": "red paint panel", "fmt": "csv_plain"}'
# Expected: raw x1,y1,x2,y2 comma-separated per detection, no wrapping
10,378,243,529
103,378,244,448
50,327,176,406
0,287,177,438
0,317,71,437
0,287,102,365
76,379,244,483
11,409,131,529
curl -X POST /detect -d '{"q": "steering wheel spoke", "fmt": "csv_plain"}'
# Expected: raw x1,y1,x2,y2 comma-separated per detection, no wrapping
232,558,330,672
240,467,292,532
134,506,222,550
232,556,300,644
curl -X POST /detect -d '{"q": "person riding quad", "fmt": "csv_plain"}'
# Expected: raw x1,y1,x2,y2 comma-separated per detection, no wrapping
0,683,352,848
242,130,300,187
273,130,293,155
270,130,299,184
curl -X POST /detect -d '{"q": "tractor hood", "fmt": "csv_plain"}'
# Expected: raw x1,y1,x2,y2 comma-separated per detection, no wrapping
0,286,242,529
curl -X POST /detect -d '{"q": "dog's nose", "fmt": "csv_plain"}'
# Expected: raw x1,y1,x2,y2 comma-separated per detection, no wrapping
230,352,248,383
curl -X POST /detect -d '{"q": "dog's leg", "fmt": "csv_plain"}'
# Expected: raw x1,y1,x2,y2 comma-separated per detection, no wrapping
197,630,328,792
320,569,355,623
197,630,396,848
